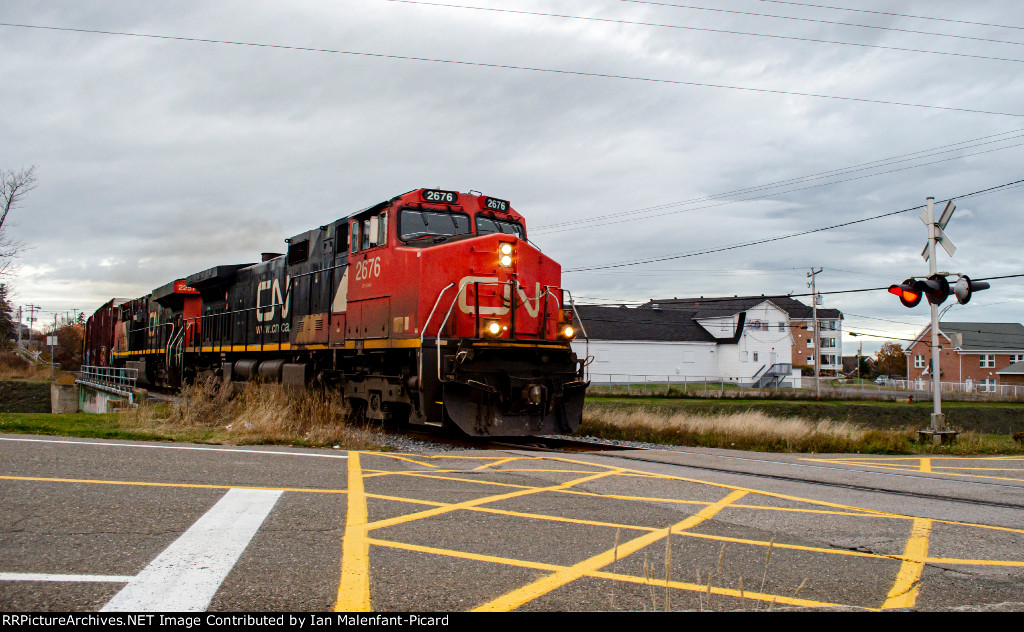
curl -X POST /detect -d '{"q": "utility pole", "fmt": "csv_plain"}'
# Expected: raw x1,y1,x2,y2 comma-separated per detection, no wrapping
16,306,22,346
50,313,57,379
807,267,822,400
25,304,41,343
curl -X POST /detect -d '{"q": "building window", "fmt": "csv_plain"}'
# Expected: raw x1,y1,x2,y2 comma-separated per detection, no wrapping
806,338,814,347
827,320,836,330
807,356,814,364
1012,354,1024,363
753,352,759,362
779,322,786,332
981,354,995,368
914,355,925,368
820,355,836,366
820,337,836,348
980,378,997,393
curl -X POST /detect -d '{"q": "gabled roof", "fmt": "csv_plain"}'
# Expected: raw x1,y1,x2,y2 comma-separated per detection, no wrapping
940,322,1024,351
574,305,717,343
998,361,1024,375
643,295,842,320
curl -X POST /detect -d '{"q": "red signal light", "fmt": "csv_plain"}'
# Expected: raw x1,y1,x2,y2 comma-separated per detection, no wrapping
888,279,923,308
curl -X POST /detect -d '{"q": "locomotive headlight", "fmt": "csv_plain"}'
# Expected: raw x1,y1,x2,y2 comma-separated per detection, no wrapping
498,243,514,267
562,325,576,339
486,321,502,336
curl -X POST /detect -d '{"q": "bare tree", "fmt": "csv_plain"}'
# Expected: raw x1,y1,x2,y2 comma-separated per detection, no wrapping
0,165,37,277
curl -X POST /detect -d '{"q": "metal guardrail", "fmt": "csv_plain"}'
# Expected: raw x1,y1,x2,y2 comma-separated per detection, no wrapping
76,365,139,405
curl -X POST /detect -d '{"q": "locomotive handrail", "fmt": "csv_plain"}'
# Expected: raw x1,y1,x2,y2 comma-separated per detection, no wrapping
123,322,173,355
433,280,573,382
435,281,478,381
562,290,591,382
419,282,456,388
183,300,290,351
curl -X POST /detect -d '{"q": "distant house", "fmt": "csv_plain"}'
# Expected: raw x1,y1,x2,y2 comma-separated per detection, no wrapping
906,322,1024,392
641,295,844,375
998,361,1024,386
842,355,875,376
572,294,840,385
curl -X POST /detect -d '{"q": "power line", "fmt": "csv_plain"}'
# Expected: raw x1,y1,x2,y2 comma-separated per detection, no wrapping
381,0,1024,64
538,139,1024,235
616,0,1024,47
754,0,1024,33
535,130,1024,232
564,178,1024,272
3,22,1022,119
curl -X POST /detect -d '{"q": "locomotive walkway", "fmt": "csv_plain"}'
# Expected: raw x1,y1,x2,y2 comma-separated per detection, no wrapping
1,435,1023,611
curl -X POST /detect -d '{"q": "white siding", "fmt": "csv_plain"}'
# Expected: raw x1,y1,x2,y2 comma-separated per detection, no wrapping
717,303,793,381
572,340,717,380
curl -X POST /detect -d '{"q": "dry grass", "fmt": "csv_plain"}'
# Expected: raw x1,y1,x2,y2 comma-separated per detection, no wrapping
120,377,384,450
580,403,918,453
0,350,52,381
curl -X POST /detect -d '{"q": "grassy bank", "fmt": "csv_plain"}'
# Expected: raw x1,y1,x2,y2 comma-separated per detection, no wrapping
582,398,1024,454
0,411,175,442
3,377,1022,454
2,378,386,450
589,396,1024,435
0,380,51,413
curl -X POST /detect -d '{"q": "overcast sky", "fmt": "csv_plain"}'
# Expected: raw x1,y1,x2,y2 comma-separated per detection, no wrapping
2,0,1022,355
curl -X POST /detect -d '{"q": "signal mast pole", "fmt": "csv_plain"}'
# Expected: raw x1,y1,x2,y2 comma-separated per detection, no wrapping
923,197,946,439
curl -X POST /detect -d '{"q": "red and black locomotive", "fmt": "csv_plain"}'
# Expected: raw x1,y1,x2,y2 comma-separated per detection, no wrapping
84,189,589,436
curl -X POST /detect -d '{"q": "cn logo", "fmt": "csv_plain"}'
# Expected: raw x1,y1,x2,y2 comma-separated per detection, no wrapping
457,276,541,317
256,277,292,322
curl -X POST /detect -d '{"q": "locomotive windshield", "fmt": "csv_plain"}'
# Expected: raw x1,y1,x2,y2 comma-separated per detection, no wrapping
399,209,471,242
476,216,524,239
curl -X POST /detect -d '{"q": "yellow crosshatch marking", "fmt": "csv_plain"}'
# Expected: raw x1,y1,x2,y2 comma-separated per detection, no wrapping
799,455,1024,484
329,451,1024,612
5,450,1023,611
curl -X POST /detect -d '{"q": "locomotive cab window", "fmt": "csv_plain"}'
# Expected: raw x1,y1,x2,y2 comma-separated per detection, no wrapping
399,208,470,242
476,216,524,239
352,210,388,252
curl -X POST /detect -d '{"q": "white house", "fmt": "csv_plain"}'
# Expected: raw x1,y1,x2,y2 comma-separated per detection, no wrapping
573,297,806,386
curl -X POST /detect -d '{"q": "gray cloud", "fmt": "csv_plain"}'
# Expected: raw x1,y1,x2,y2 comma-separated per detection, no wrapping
2,0,1022,352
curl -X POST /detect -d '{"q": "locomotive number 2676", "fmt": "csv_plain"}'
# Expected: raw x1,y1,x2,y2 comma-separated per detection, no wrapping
355,256,382,281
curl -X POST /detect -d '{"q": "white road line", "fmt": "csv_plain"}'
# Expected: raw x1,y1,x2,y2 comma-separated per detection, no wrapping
101,488,282,612
0,437,348,459
0,573,134,583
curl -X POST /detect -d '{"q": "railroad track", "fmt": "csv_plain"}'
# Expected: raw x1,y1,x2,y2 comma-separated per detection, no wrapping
398,429,639,453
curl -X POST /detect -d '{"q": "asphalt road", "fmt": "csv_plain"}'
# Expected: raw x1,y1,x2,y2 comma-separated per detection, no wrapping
2,433,1023,612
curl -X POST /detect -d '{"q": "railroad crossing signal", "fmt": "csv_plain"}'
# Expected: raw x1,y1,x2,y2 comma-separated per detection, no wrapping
921,200,956,260
888,273,988,308
952,275,990,305
888,278,922,308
